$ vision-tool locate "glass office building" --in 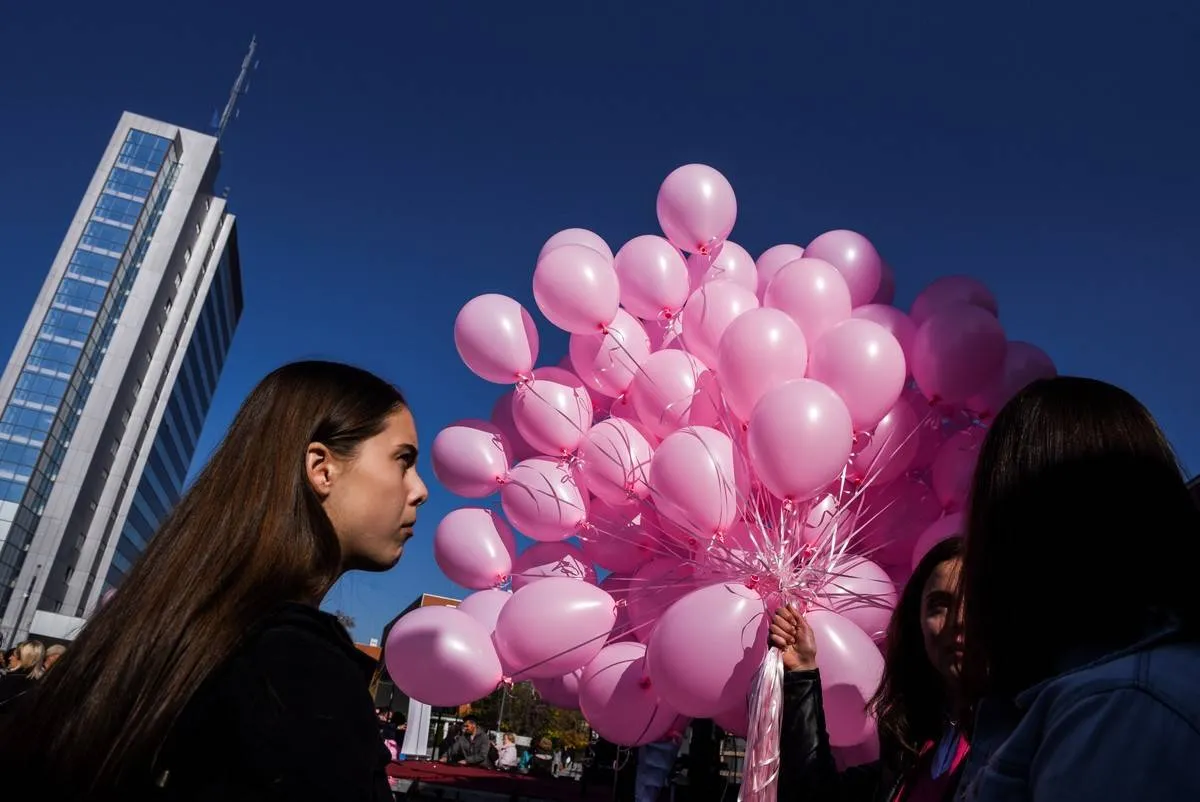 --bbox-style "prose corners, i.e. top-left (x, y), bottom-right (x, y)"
top-left (0, 113), bottom-right (243, 644)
